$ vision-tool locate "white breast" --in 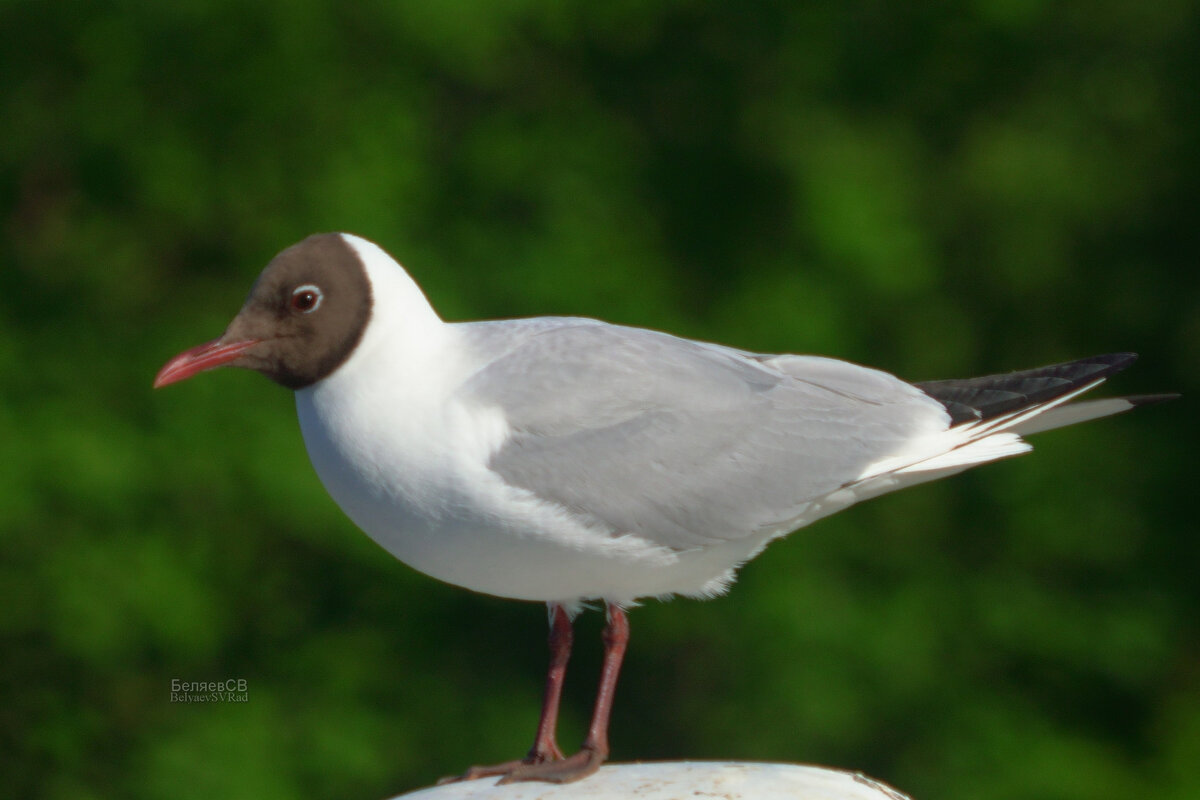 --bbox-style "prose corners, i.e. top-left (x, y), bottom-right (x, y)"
top-left (293, 325), bottom-right (758, 604)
